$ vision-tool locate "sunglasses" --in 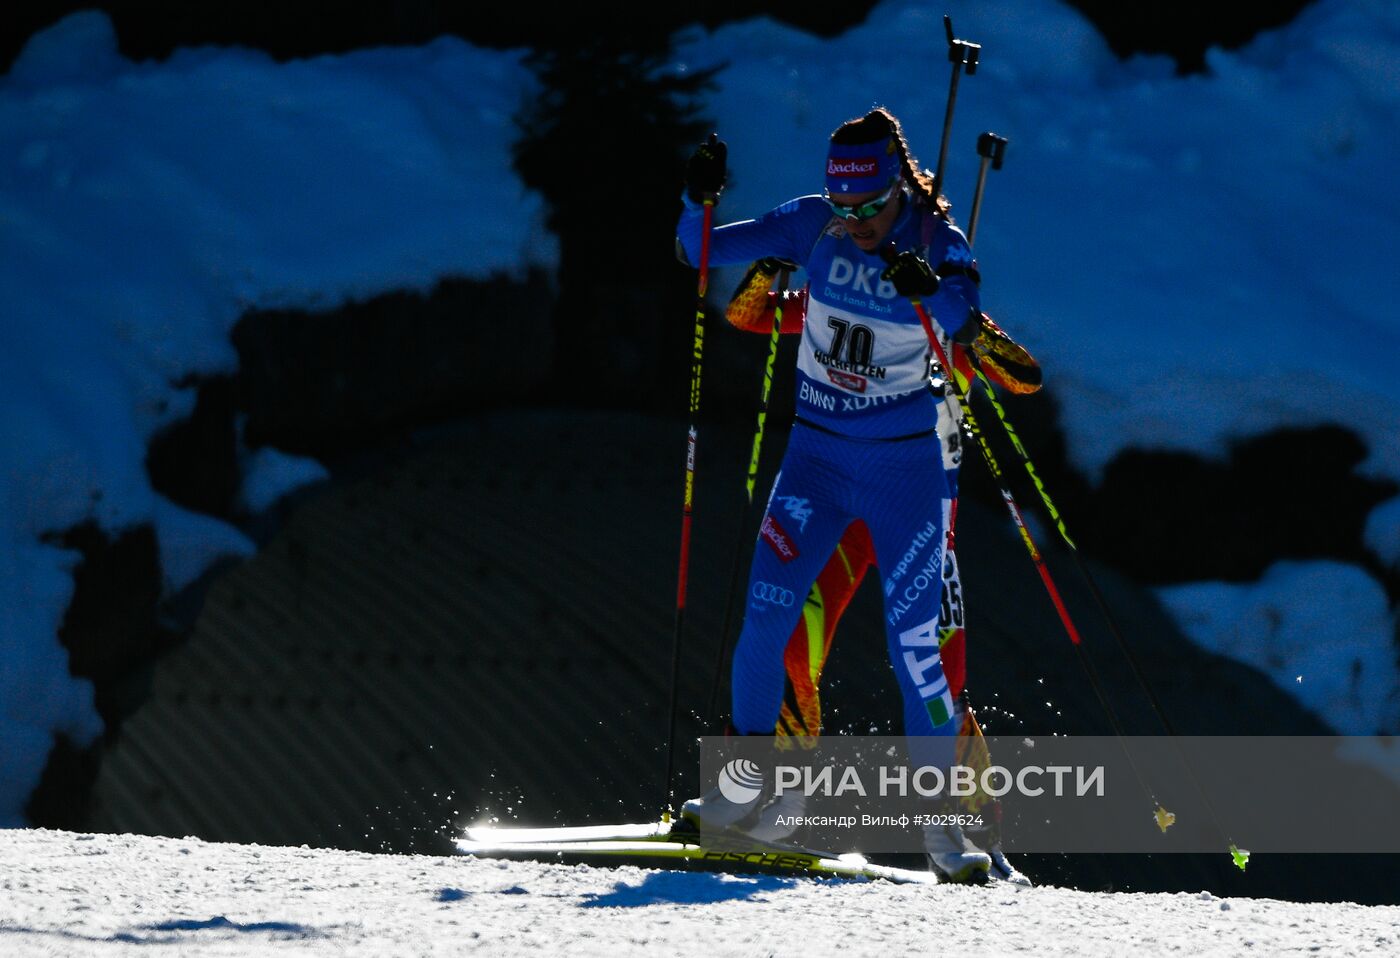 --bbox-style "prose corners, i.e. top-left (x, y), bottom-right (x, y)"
top-left (823, 180), bottom-right (900, 222)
